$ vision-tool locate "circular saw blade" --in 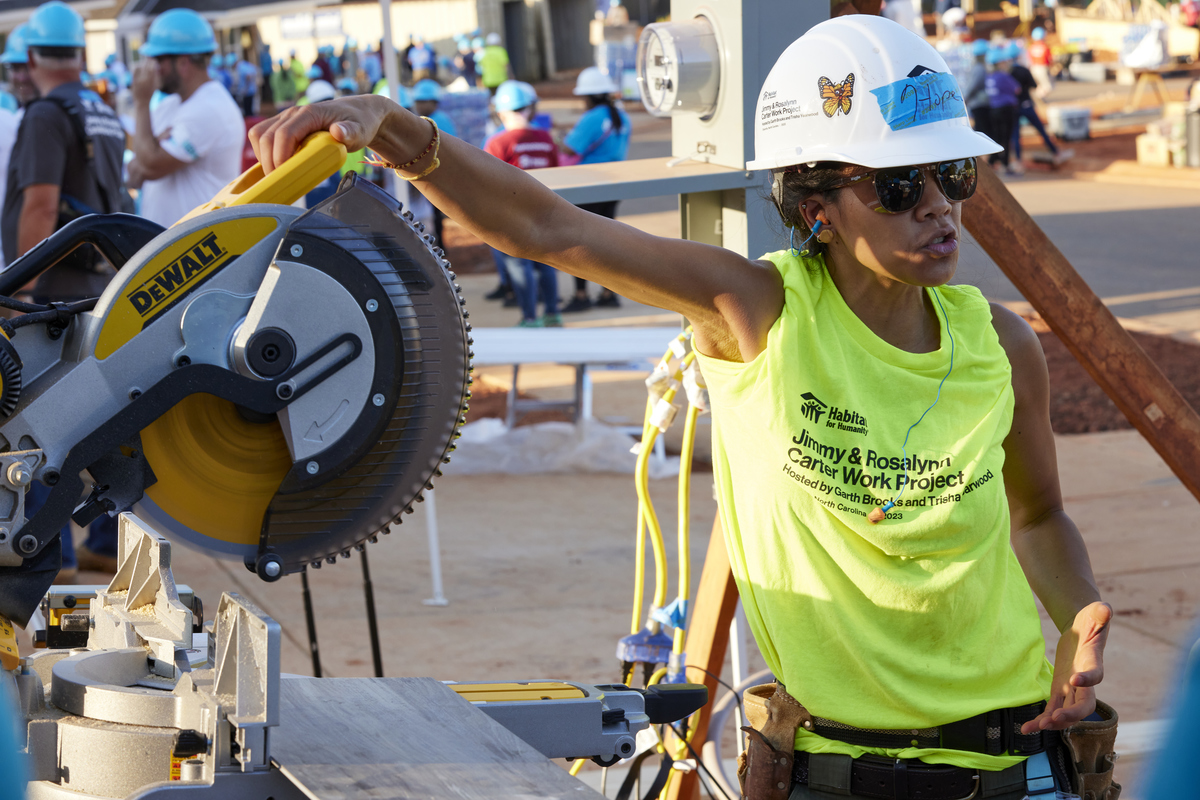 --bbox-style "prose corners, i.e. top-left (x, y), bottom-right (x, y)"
top-left (135, 393), bottom-right (292, 558)
top-left (136, 177), bottom-right (472, 573)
